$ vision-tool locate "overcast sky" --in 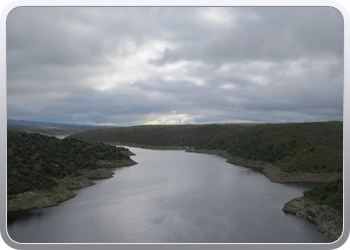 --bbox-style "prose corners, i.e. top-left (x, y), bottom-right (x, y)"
top-left (6, 7), bottom-right (344, 126)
